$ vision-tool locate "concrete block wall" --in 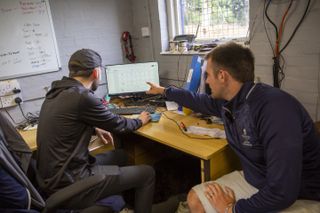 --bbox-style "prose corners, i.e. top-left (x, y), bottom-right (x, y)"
top-left (1, 0), bottom-right (319, 123)
top-left (132, 0), bottom-right (320, 121)
top-left (250, 0), bottom-right (320, 120)
top-left (1, 0), bottom-right (134, 123)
